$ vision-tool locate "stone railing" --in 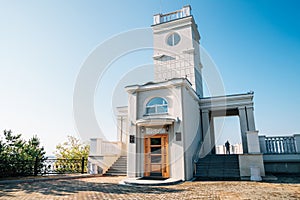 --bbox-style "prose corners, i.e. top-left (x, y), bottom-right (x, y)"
top-left (88, 138), bottom-right (126, 175)
top-left (259, 135), bottom-right (300, 154)
top-left (215, 143), bottom-right (243, 155)
top-left (89, 138), bottom-right (124, 156)
top-left (101, 141), bottom-right (122, 155)
top-left (153, 5), bottom-right (191, 25)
